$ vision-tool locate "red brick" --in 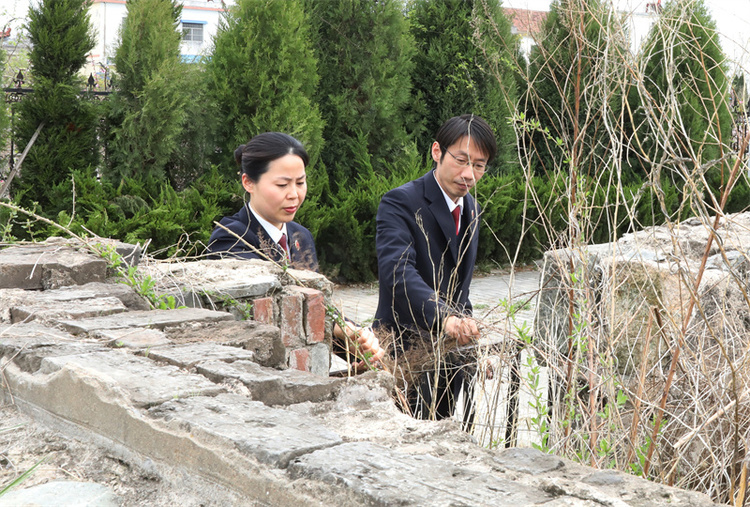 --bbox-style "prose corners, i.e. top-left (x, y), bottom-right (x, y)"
top-left (280, 293), bottom-right (304, 347)
top-left (253, 297), bottom-right (275, 326)
top-left (288, 286), bottom-right (326, 344)
top-left (289, 348), bottom-right (310, 372)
